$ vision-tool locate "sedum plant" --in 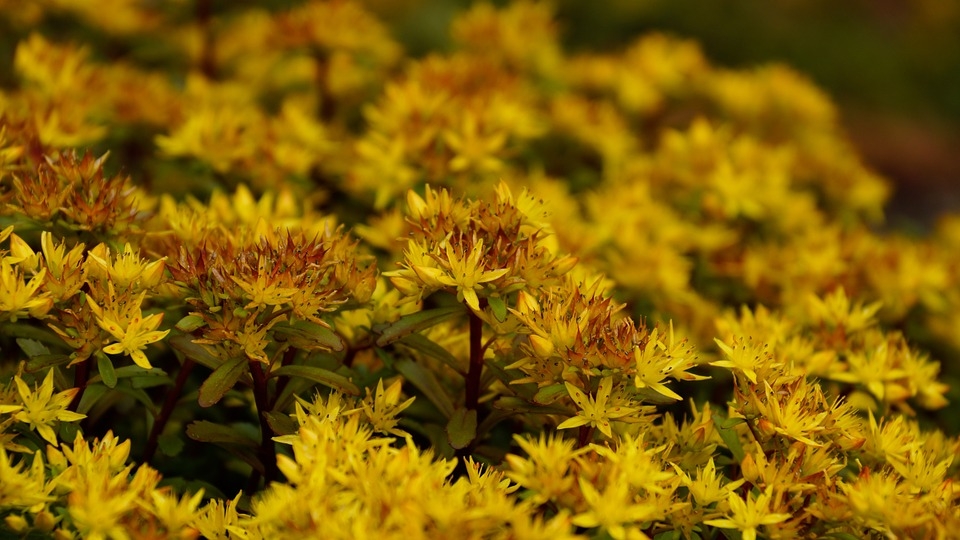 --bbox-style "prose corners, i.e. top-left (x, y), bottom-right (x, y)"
top-left (0, 1), bottom-right (959, 539)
